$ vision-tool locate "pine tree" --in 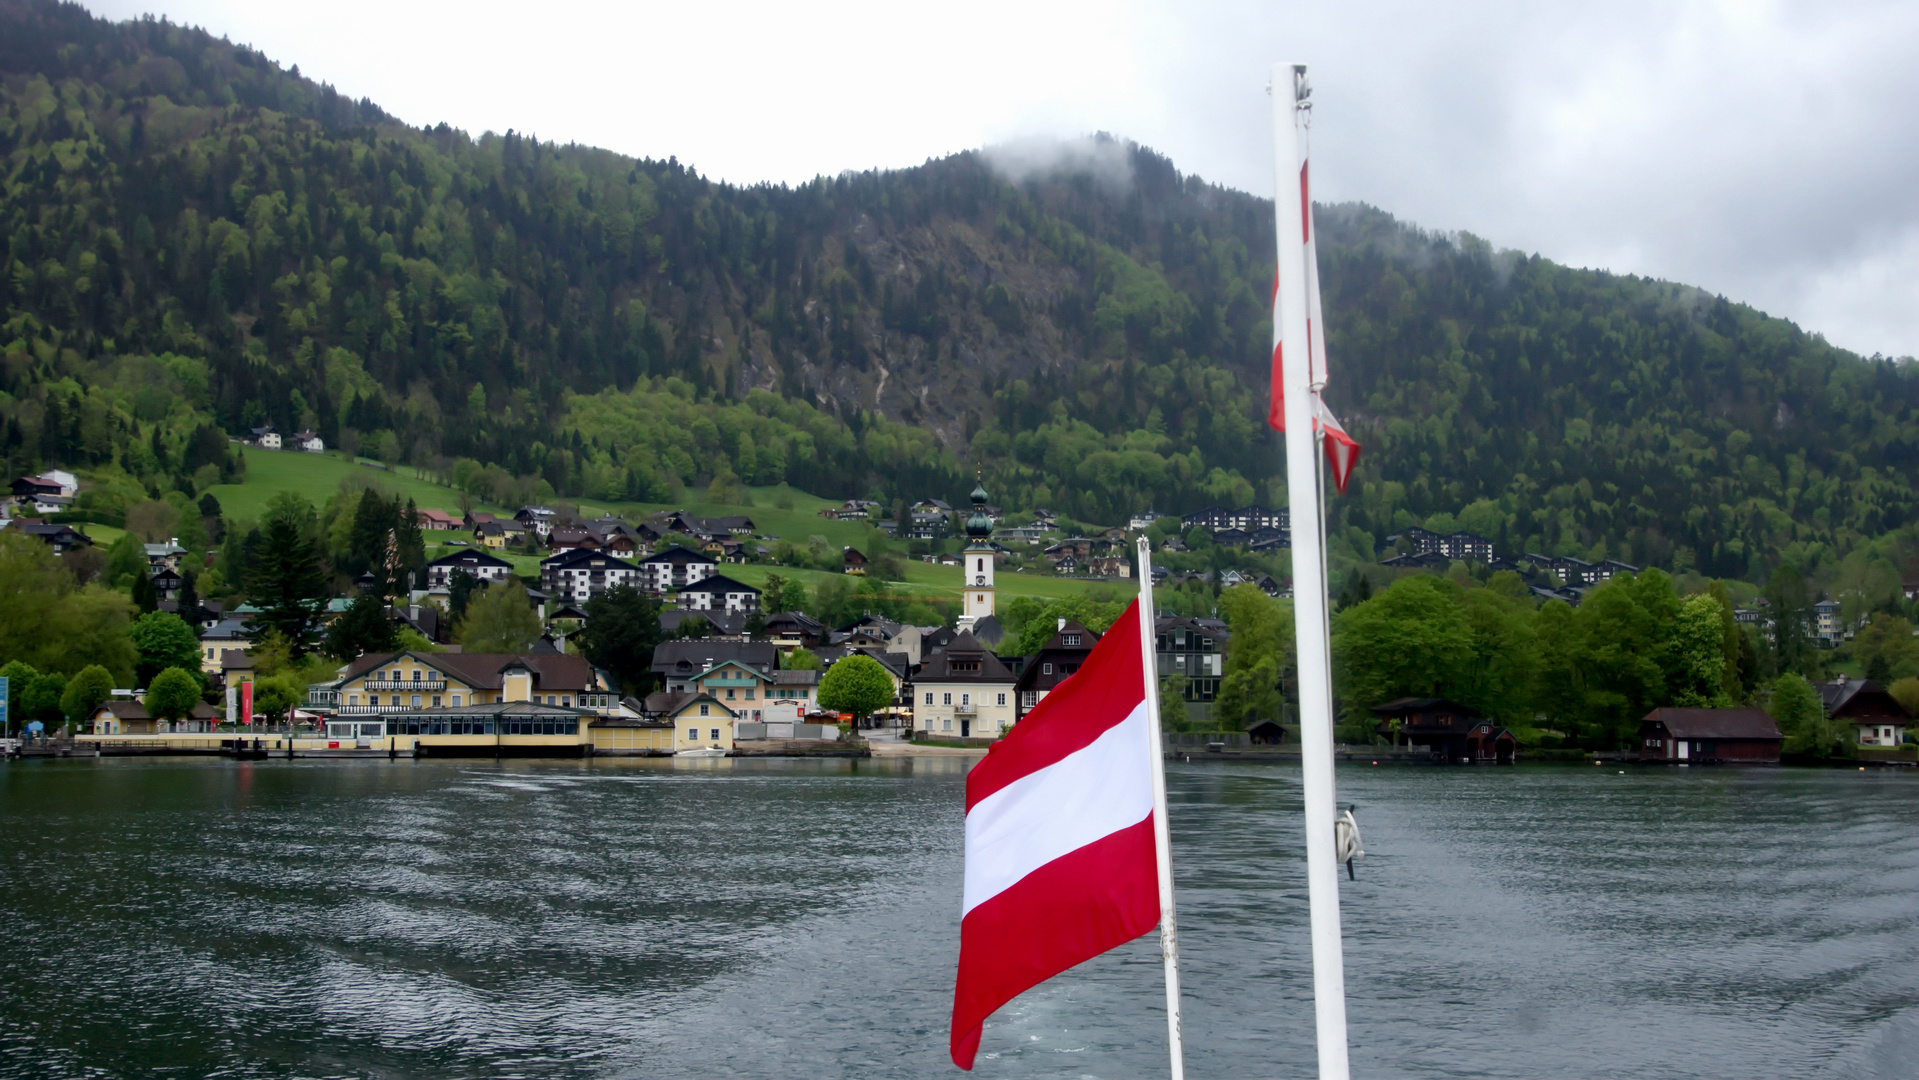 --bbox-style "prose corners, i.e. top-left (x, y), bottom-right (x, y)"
top-left (130, 565), bottom-right (158, 614)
